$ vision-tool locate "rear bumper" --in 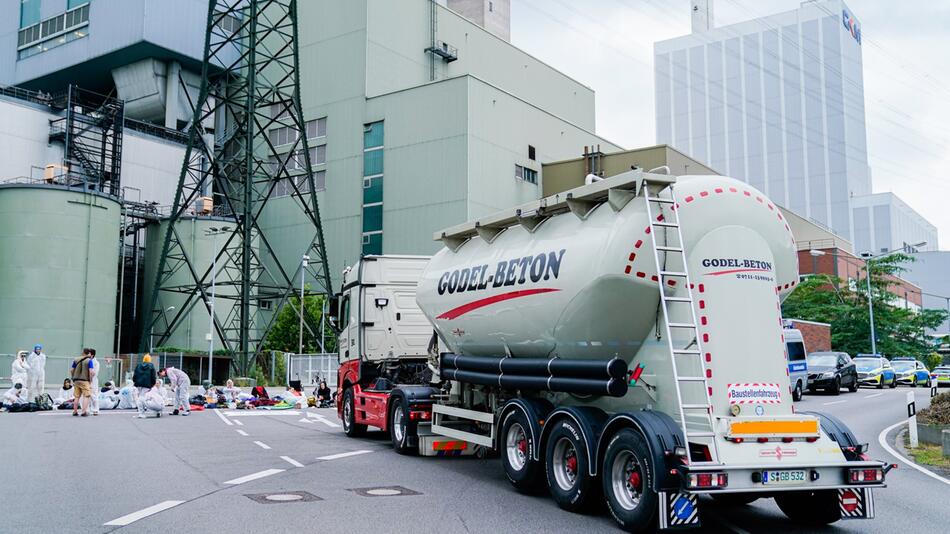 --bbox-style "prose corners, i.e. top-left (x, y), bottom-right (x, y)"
top-left (681, 460), bottom-right (888, 494)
